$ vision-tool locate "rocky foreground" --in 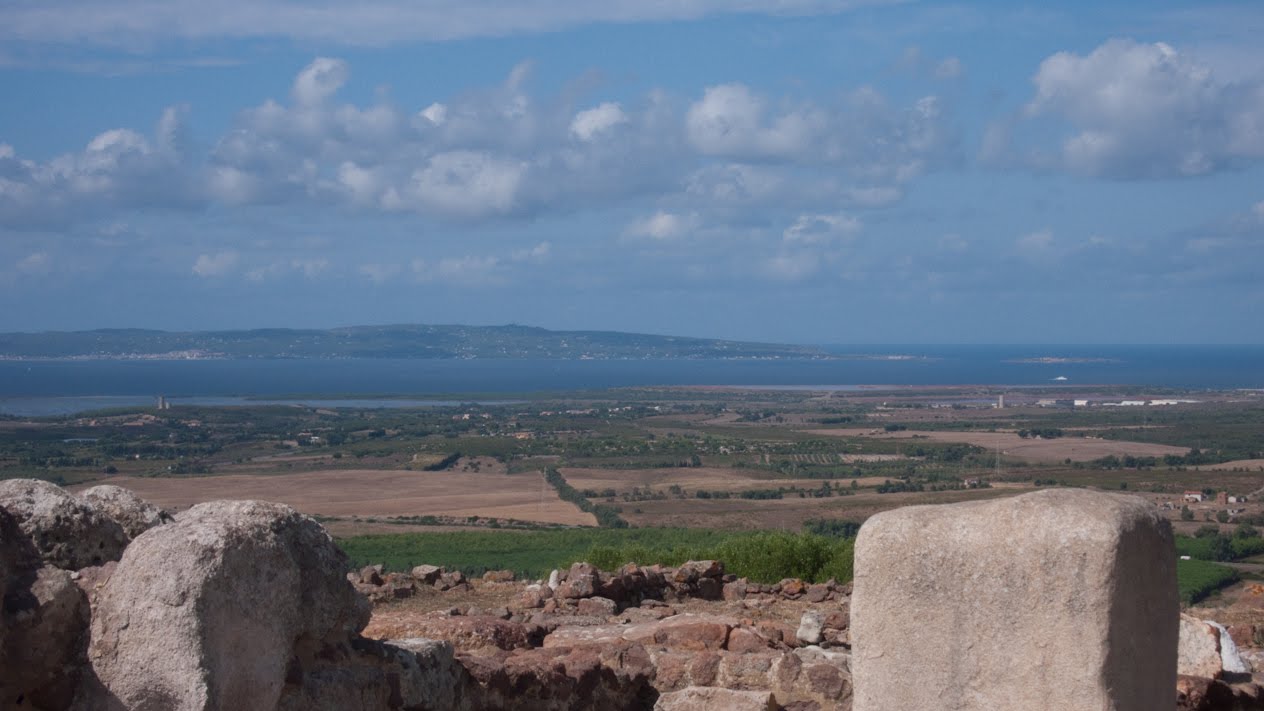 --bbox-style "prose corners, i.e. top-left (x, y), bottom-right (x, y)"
top-left (0, 478), bottom-right (1261, 710)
